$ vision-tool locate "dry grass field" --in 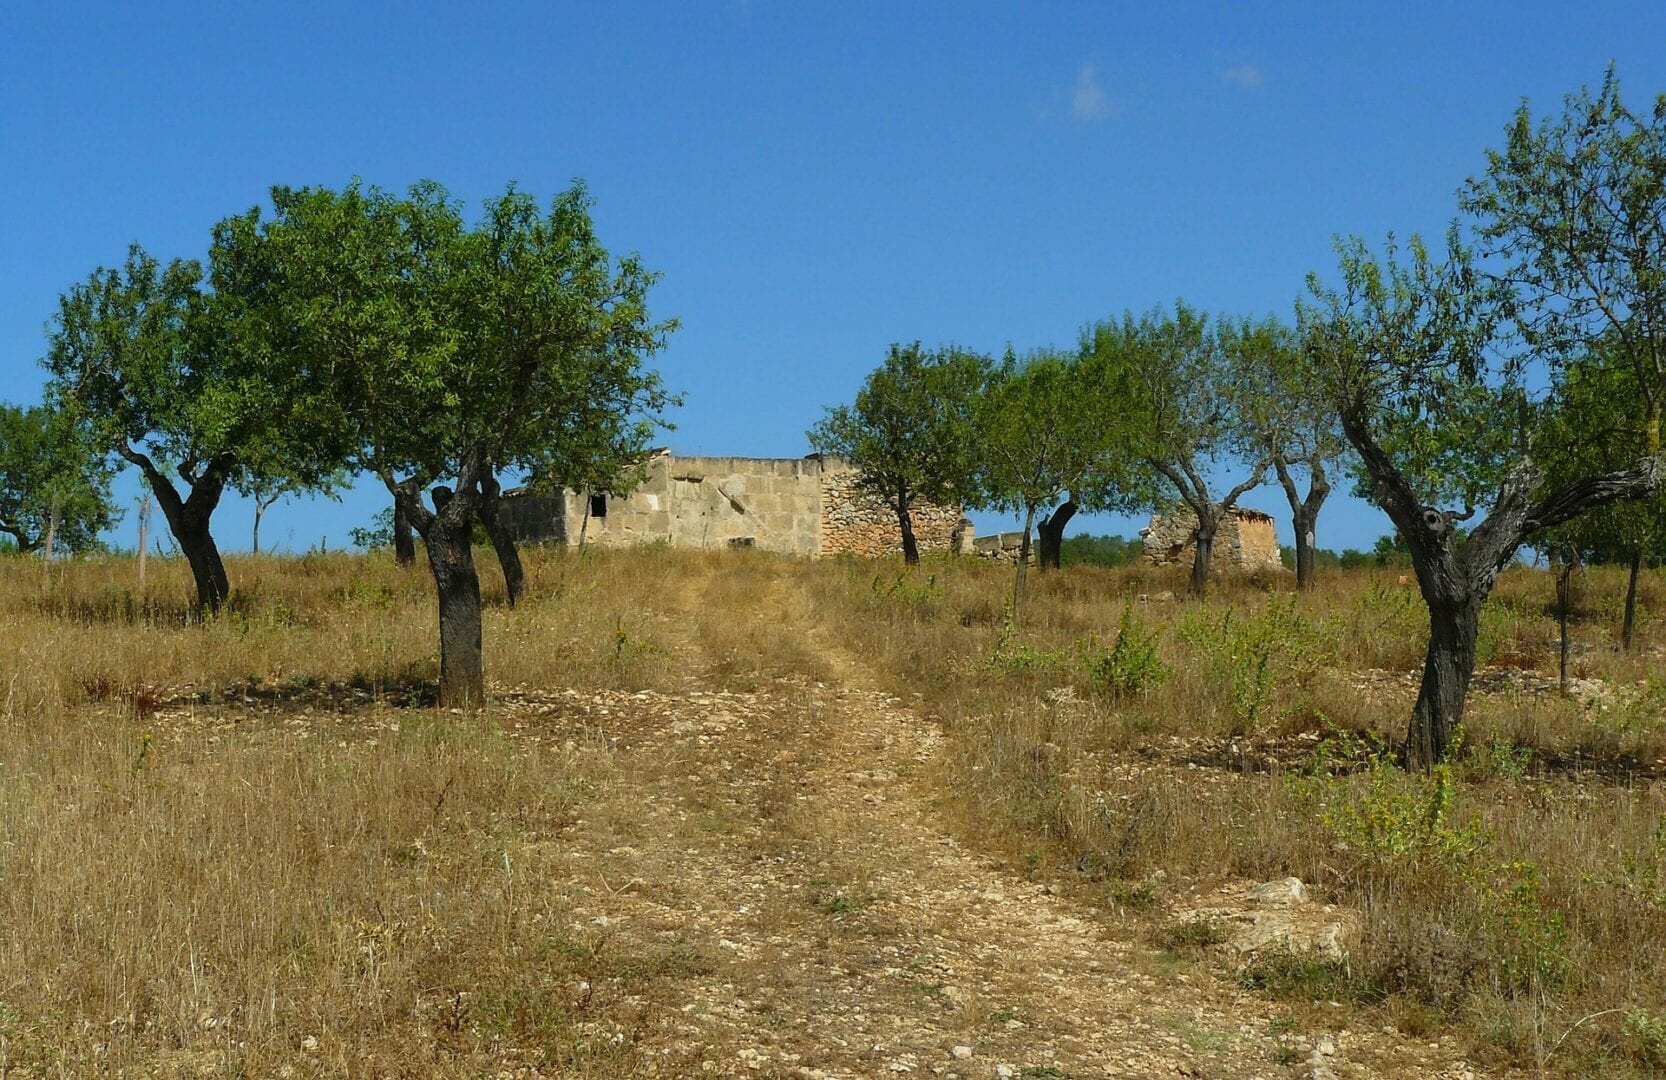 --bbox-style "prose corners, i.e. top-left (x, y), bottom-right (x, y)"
top-left (2, 547), bottom-right (1665, 1077)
